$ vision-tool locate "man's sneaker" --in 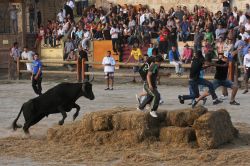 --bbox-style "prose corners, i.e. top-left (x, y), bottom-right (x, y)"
top-left (192, 100), bottom-right (198, 108)
top-left (213, 99), bottom-right (223, 105)
top-left (230, 100), bottom-right (240, 105)
top-left (150, 111), bottom-right (158, 118)
top-left (137, 107), bottom-right (146, 112)
top-left (159, 100), bottom-right (164, 105)
top-left (202, 98), bottom-right (207, 105)
top-left (220, 95), bottom-right (228, 100)
top-left (136, 94), bottom-right (141, 104)
top-left (242, 90), bottom-right (248, 94)
top-left (178, 95), bottom-right (184, 104)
